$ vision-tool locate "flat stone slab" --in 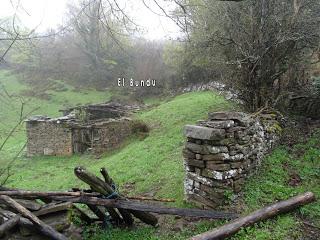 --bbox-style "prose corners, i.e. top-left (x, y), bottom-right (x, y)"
top-left (208, 112), bottom-right (247, 120)
top-left (184, 125), bottom-right (225, 140)
top-left (198, 120), bottom-right (235, 129)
